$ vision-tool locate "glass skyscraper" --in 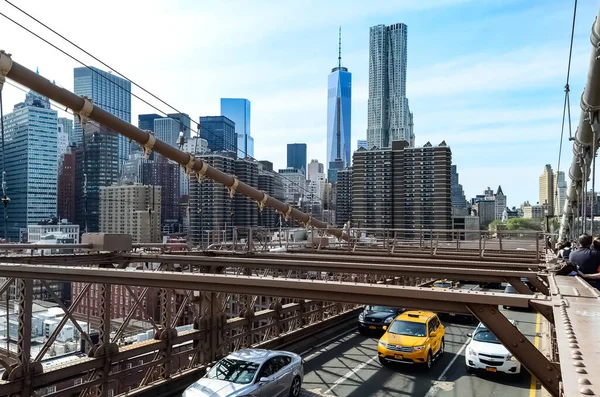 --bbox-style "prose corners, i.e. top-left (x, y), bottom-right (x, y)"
top-left (327, 28), bottom-right (352, 176)
top-left (367, 23), bottom-right (414, 149)
top-left (1, 91), bottom-right (58, 240)
top-left (287, 143), bottom-right (307, 174)
top-left (138, 113), bottom-right (162, 131)
top-left (200, 116), bottom-right (237, 153)
top-left (73, 66), bottom-right (131, 170)
top-left (357, 139), bottom-right (367, 150)
top-left (154, 117), bottom-right (180, 148)
top-left (220, 98), bottom-right (253, 158)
